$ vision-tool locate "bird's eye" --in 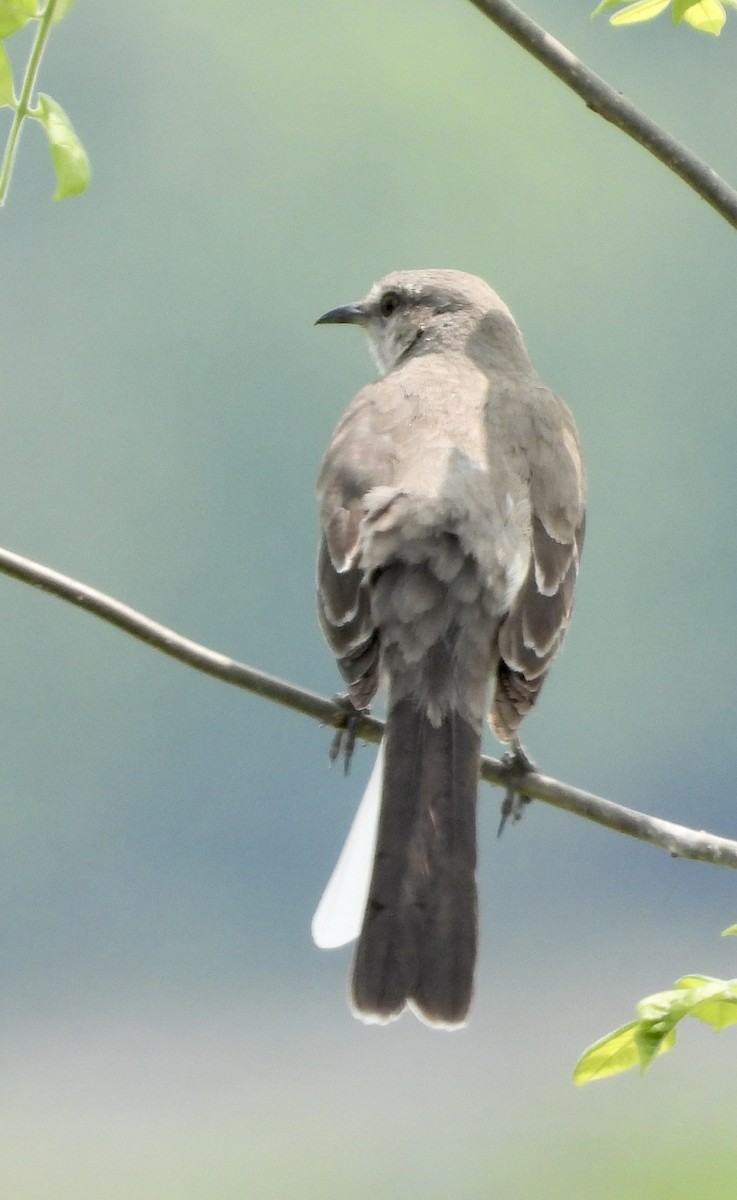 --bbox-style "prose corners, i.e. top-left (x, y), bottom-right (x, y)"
top-left (379, 291), bottom-right (401, 319)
